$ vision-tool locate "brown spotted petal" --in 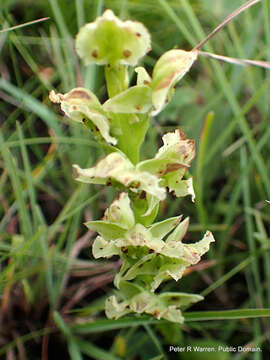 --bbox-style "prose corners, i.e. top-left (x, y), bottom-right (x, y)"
top-left (135, 66), bottom-right (152, 86)
top-left (162, 230), bottom-right (215, 265)
top-left (137, 130), bottom-right (196, 201)
top-left (72, 152), bottom-right (166, 200)
top-left (75, 9), bottom-right (151, 66)
top-left (138, 129), bottom-right (195, 175)
top-left (49, 88), bottom-right (116, 145)
top-left (151, 49), bottom-right (198, 116)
